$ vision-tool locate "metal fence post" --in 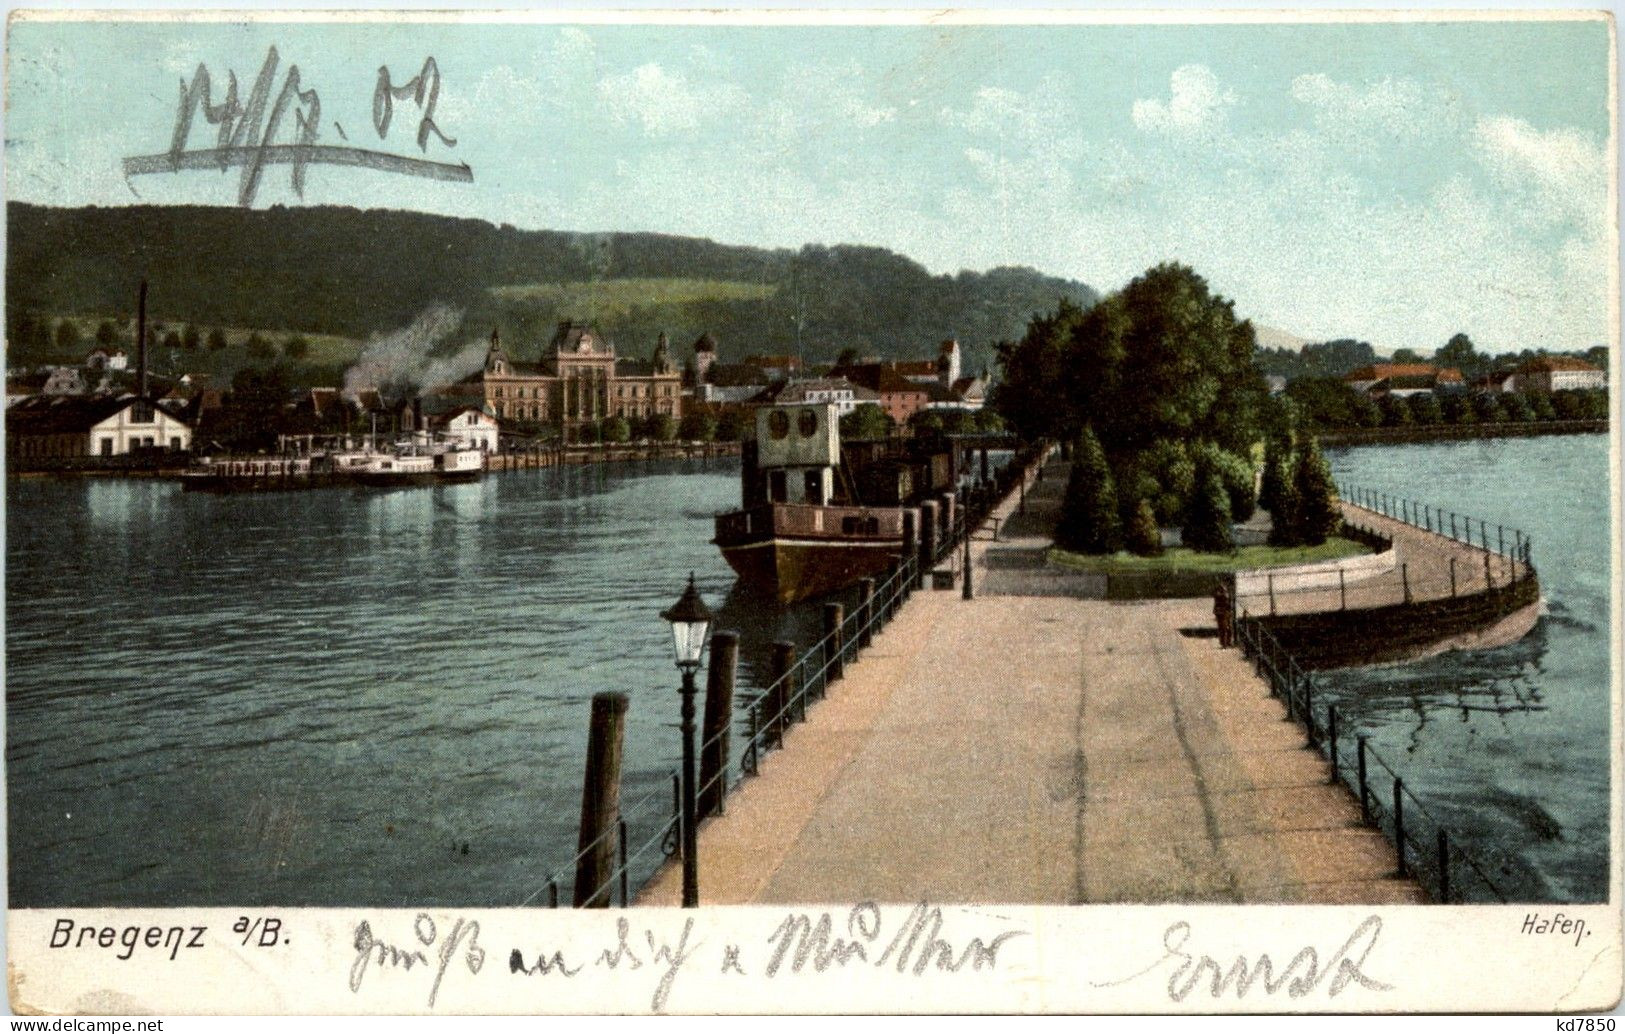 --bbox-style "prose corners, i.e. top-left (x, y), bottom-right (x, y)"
top-left (1327, 706), bottom-right (1340, 783)
top-left (1394, 777), bottom-right (1408, 877)
top-left (1357, 736), bottom-right (1370, 824)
